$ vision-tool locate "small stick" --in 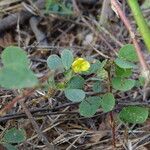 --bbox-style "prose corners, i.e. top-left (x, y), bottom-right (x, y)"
top-left (19, 100), bottom-right (55, 149)
top-left (0, 89), bottom-right (35, 116)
